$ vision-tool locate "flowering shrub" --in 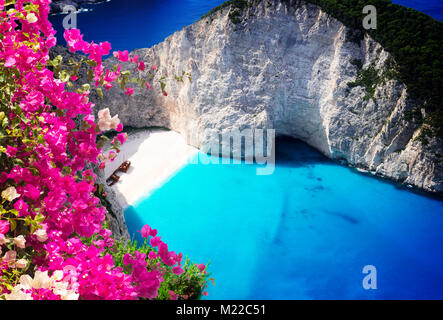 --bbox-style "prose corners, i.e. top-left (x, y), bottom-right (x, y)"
top-left (0, 0), bottom-right (209, 300)
top-left (109, 235), bottom-right (213, 300)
